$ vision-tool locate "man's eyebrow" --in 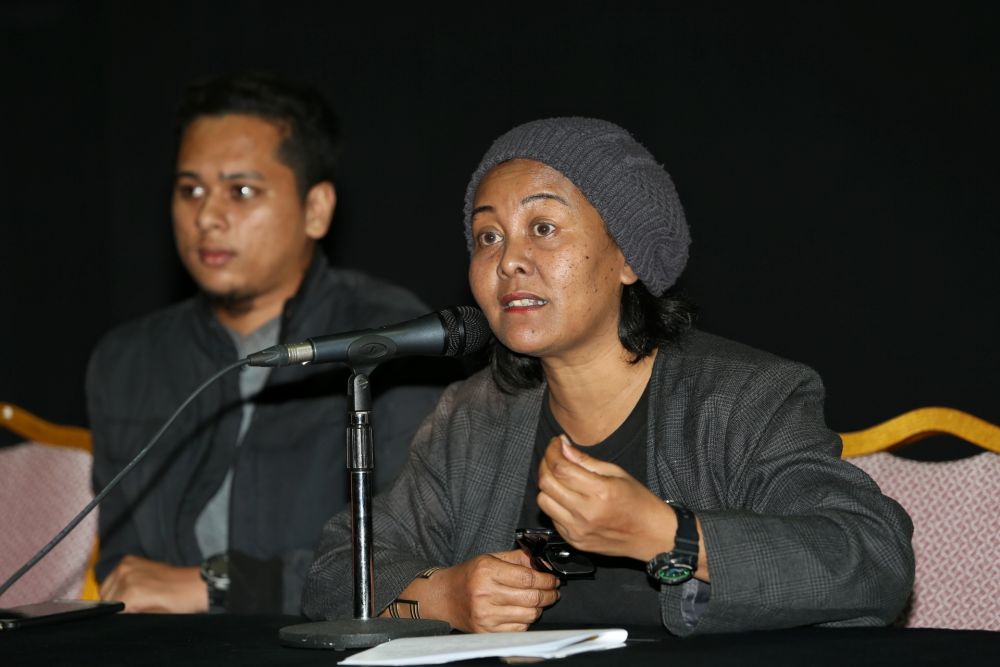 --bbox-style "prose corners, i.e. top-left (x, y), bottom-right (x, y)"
top-left (471, 205), bottom-right (494, 217)
top-left (173, 170), bottom-right (266, 181)
top-left (220, 170), bottom-right (265, 181)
